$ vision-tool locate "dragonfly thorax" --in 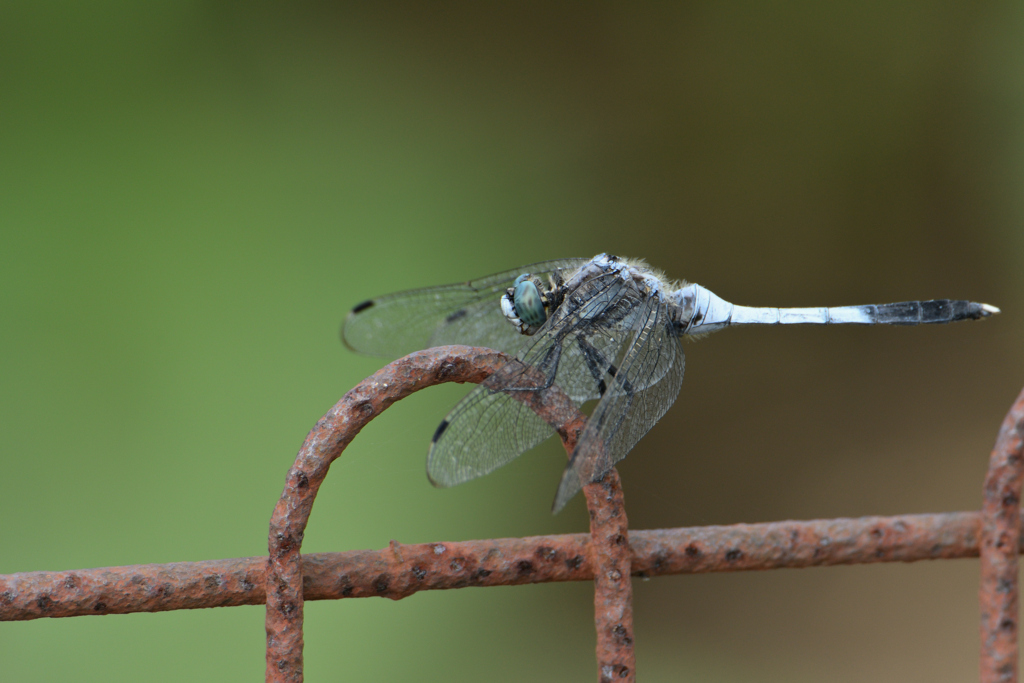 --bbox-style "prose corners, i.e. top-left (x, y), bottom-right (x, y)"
top-left (502, 254), bottom-right (678, 336)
